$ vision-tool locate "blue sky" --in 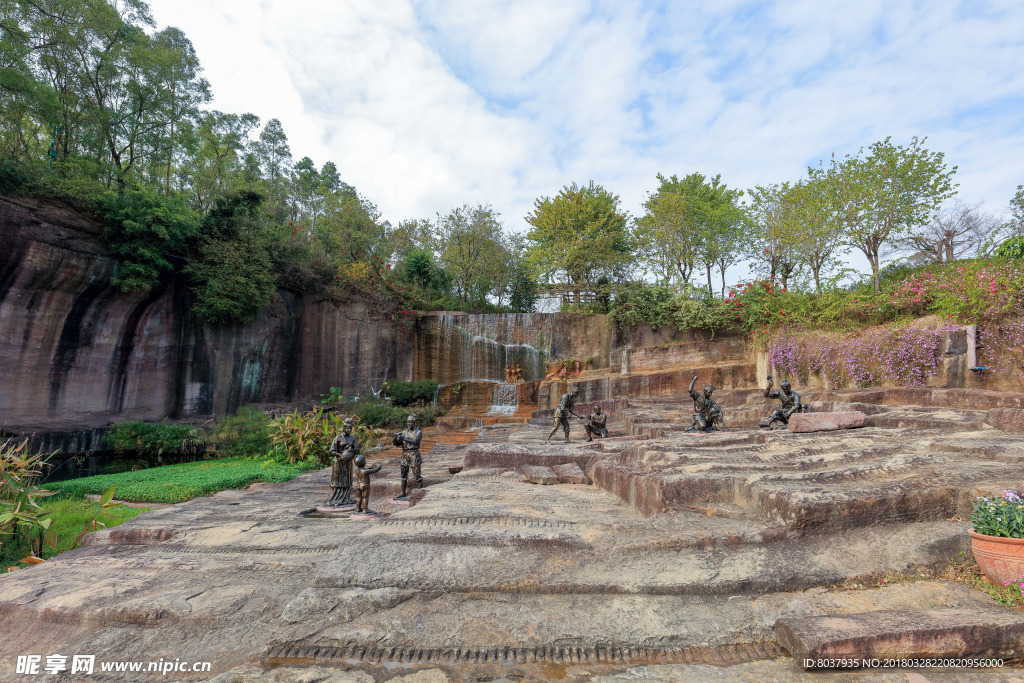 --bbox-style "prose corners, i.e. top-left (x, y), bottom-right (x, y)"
top-left (148, 0), bottom-right (1023, 277)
